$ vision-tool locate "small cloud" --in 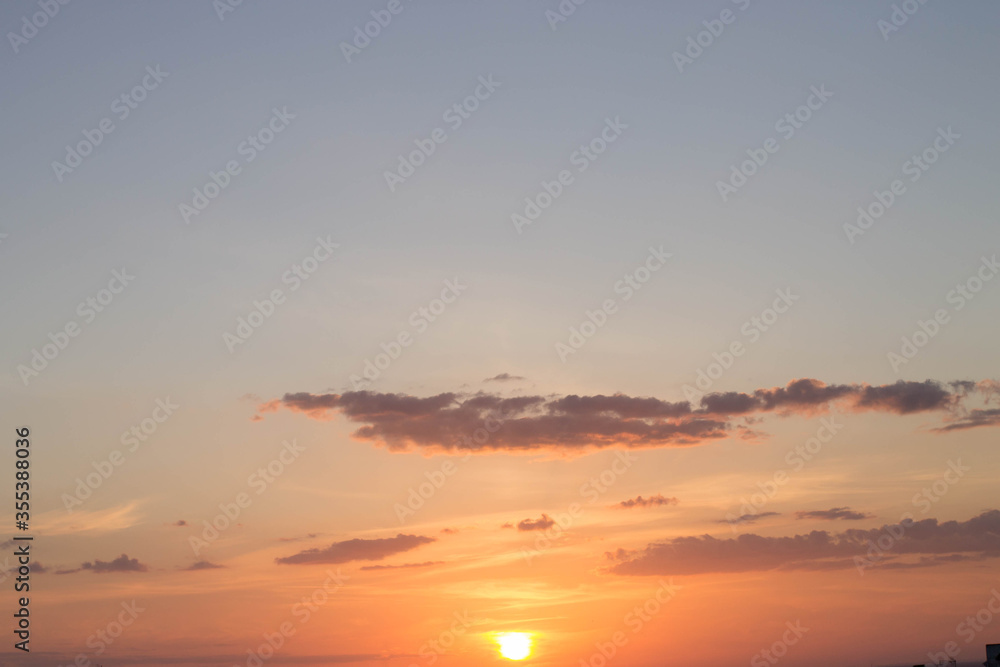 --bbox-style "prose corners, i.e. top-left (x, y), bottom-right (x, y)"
top-left (81, 554), bottom-right (148, 574)
top-left (484, 373), bottom-right (526, 383)
top-left (517, 514), bottom-right (555, 532)
top-left (30, 562), bottom-right (48, 573)
top-left (360, 561), bottom-right (444, 571)
top-left (183, 561), bottom-right (224, 571)
top-left (614, 494), bottom-right (678, 510)
top-left (500, 522), bottom-right (514, 529)
top-left (173, 520), bottom-right (188, 527)
top-left (795, 507), bottom-right (873, 521)
top-left (440, 527), bottom-right (458, 534)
